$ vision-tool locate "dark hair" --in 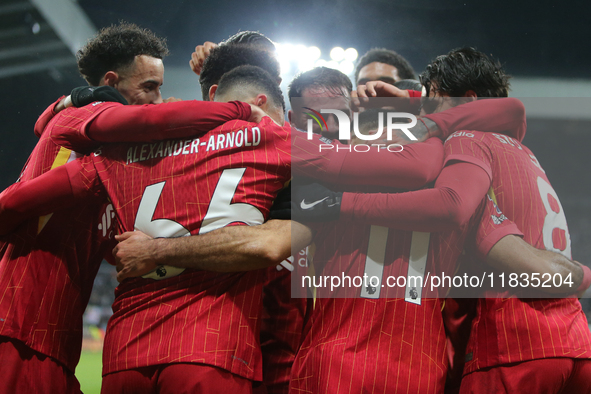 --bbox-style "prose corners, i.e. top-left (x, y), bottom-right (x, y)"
top-left (420, 47), bottom-right (510, 97)
top-left (288, 67), bottom-right (352, 102)
top-left (199, 44), bottom-right (281, 100)
top-left (216, 65), bottom-right (285, 112)
top-left (354, 48), bottom-right (415, 84)
top-left (76, 22), bottom-right (169, 86)
top-left (222, 31), bottom-right (276, 52)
